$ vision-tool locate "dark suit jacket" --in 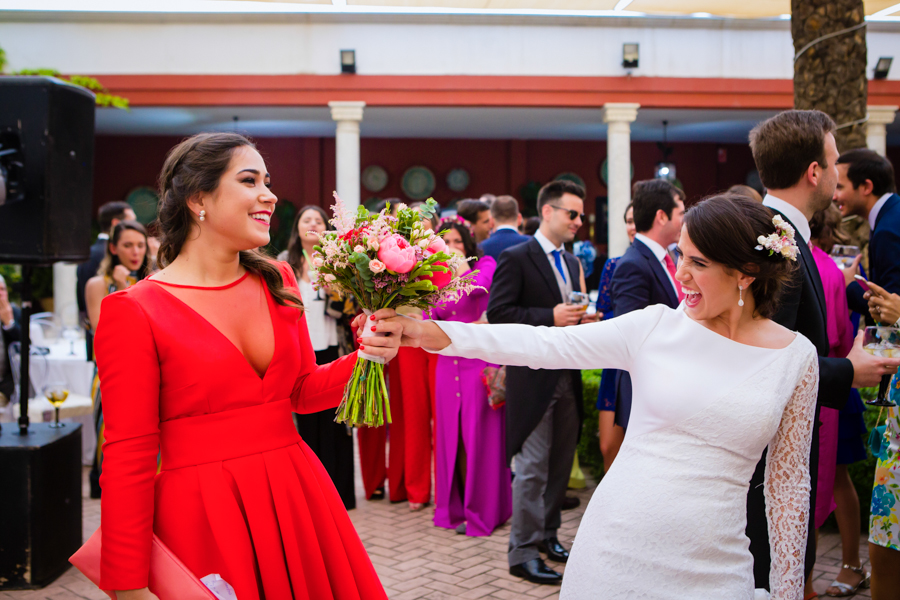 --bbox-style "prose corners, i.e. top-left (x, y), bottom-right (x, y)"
top-left (480, 229), bottom-right (531, 261)
top-left (609, 238), bottom-right (680, 430)
top-left (0, 306), bottom-right (22, 399)
top-left (746, 209), bottom-right (854, 590)
top-left (847, 194), bottom-right (900, 316)
top-left (487, 237), bottom-right (584, 463)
